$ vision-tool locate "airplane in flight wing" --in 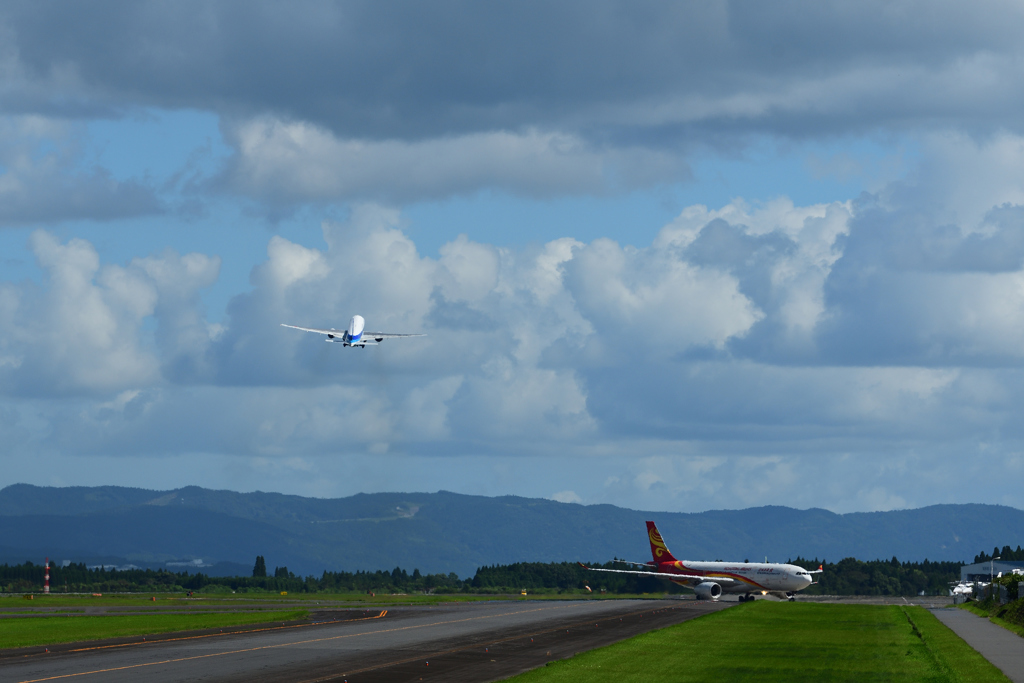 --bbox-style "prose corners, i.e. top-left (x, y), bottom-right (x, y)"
top-left (281, 315), bottom-right (425, 348)
top-left (580, 521), bottom-right (822, 601)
